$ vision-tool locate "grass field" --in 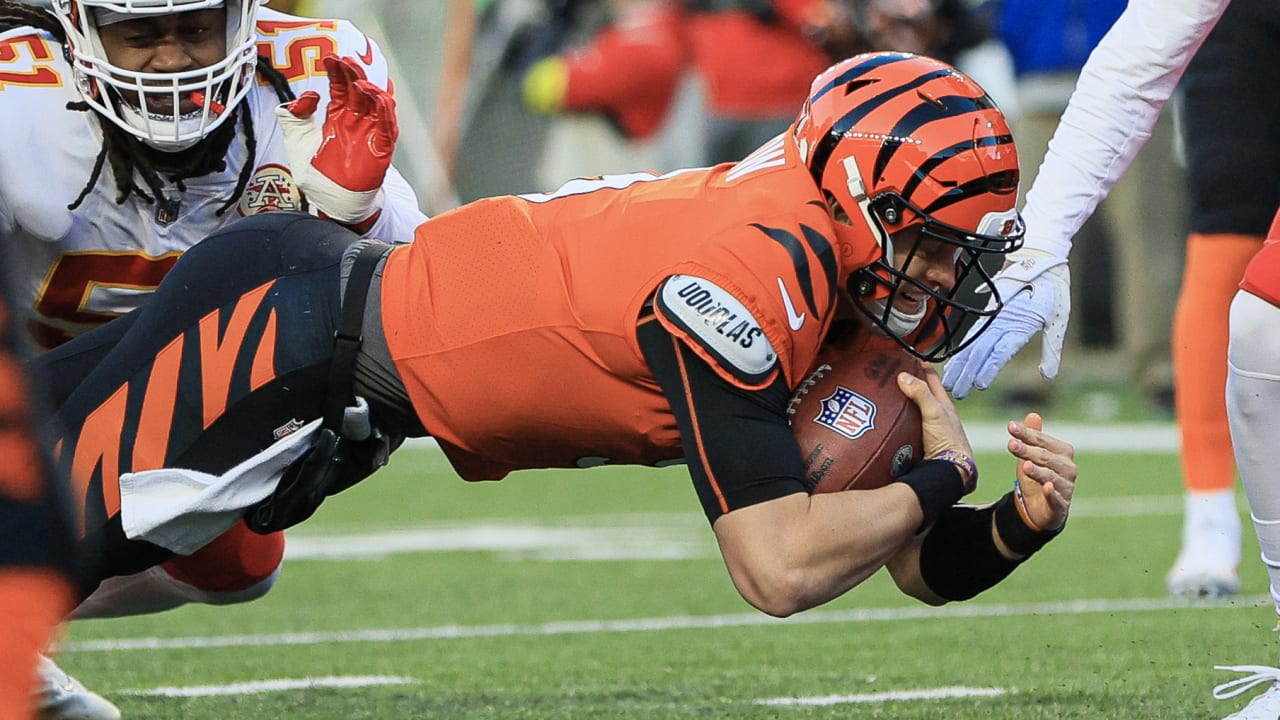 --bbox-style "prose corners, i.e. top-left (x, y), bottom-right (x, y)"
top-left (54, 418), bottom-right (1275, 719)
